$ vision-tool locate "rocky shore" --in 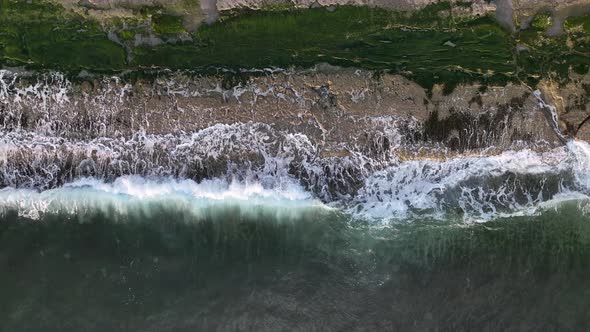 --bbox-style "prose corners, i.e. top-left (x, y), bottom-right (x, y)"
top-left (0, 67), bottom-right (575, 148)
top-left (0, 66), bottom-right (582, 194)
top-left (1, 0), bottom-right (590, 190)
